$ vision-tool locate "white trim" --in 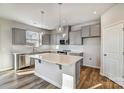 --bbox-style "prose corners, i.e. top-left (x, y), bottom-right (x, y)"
top-left (100, 72), bottom-right (104, 76)
top-left (35, 72), bottom-right (61, 88)
top-left (71, 20), bottom-right (100, 31)
top-left (83, 65), bottom-right (100, 69)
top-left (0, 67), bottom-right (13, 72)
top-left (106, 76), bottom-right (124, 88)
top-left (100, 72), bottom-right (124, 88)
top-left (103, 20), bottom-right (124, 29)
